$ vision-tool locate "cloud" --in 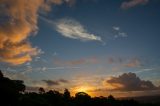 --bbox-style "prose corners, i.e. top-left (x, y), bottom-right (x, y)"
top-left (0, 0), bottom-right (42, 65)
top-left (121, 0), bottom-right (149, 9)
top-left (54, 57), bottom-right (99, 66)
top-left (104, 72), bottom-right (158, 91)
top-left (112, 26), bottom-right (128, 39)
top-left (124, 58), bottom-right (141, 67)
top-left (113, 26), bottom-right (120, 31)
top-left (135, 68), bottom-right (155, 73)
top-left (41, 0), bottom-right (76, 11)
top-left (19, 66), bottom-right (80, 75)
top-left (42, 80), bottom-right (60, 86)
top-left (59, 79), bottom-right (69, 83)
top-left (42, 79), bottom-right (69, 86)
top-left (2, 70), bottom-right (29, 81)
top-left (107, 57), bottom-right (141, 68)
top-left (36, 66), bottom-right (80, 72)
top-left (107, 57), bottom-right (123, 64)
top-left (55, 18), bottom-right (102, 42)
top-left (0, 0), bottom-right (74, 65)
